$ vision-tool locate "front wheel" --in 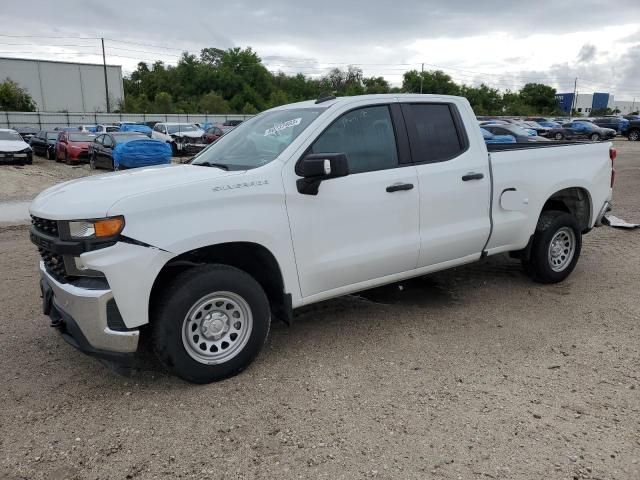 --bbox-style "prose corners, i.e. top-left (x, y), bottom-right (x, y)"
top-left (628, 129), bottom-right (640, 141)
top-left (151, 265), bottom-right (271, 383)
top-left (89, 153), bottom-right (96, 170)
top-left (554, 132), bottom-right (563, 140)
top-left (522, 211), bottom-right (582, 284)
top-left (590, 133), bottom-right (600, 141)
